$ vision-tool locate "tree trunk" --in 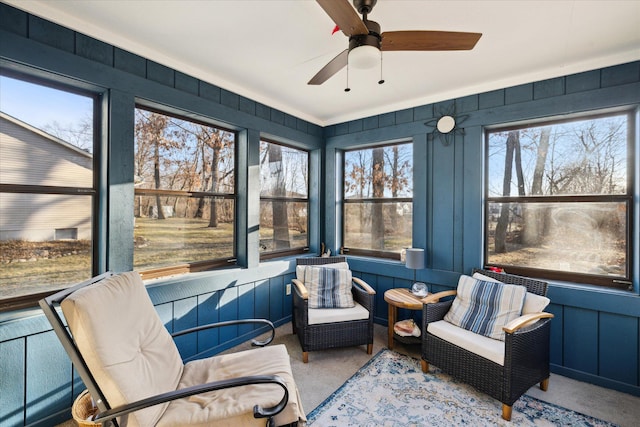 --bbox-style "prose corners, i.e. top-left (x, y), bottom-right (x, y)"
top-left (371, 147), bottom-right (385, 250)
top-left (523, 127), bottom-right (551, 244)
top-left (154, 141), bottom-right (165, 220)
top-left (208, 146), bottom-right (219, 227)
top-left (389, 146), bottom-right (399, 231)
top-left (195, 144), bottom-right (207, 219)
top-left (269, 144), bottom-right (290, 249)
top-left (494, 131), bottom-right (517, 253)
